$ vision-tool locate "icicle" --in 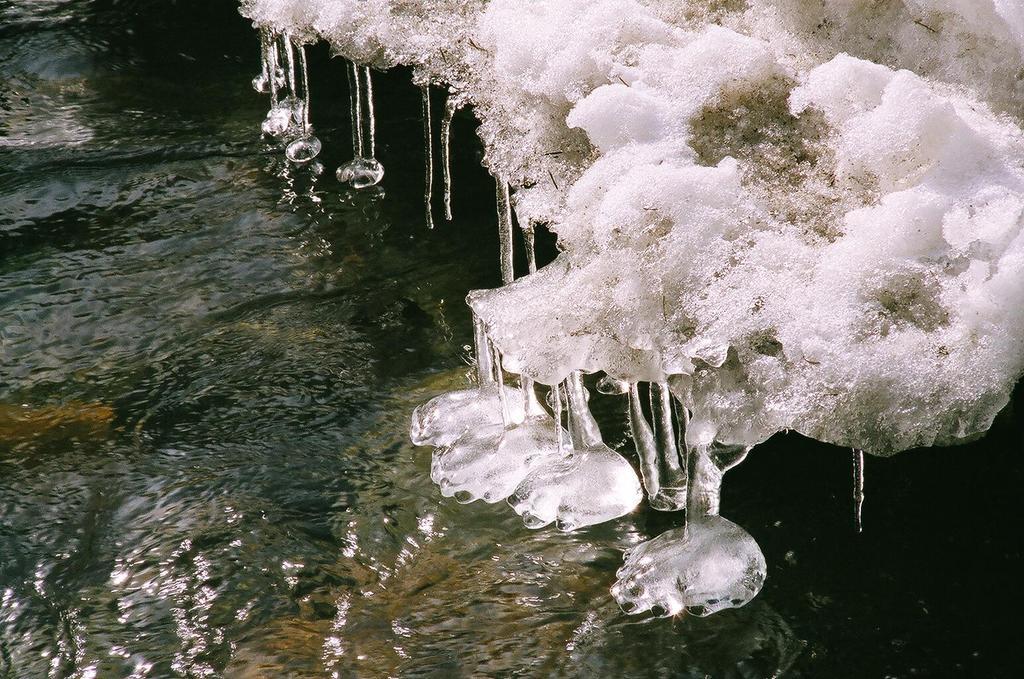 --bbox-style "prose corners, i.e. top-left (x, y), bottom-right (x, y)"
top-left (337, 63), bottom-right (384, 188)
top-left (614, 433), bottom-right (765, 617)
top-left (364, 66), bottom-right (376, 158)
top-left (520, 376), bottom-right (540, 419)
top-left (422, 85), bottom-right (435, 229)
top-left (281, 34), bottom-right (297, 98)
top-left (627, 383), bottom-right (687, 510)
top-left (495, 180), bottom-right (515, 285)
top-left (252, 28), bottom-right (271, 93)
top-left (853, 448), bottom-right (865, 533)
top-left (441, 94), bottom-right (458, 221)
top-left (473, 314), bottom-right (494, 385)
top-left (673, 396), bottom-right (689, 468)
top-left (285, 42), bottom-right (321, 163)
top-left (491, 340), bottom-right (510, 427)
top-left (628, 383), bottom-right (661, 500)
top-left (552, 383), bottom-right (564, 453)
top-left (260, 33), bottom-right (292, 137)
top-left (522, 223), bottom-right (537, 274)
top-left (350, 62), bottom-right (364, 156)
top-left (686, 443), bottom-right (723, 518)
top-left (297, 42), bottom-right (311, 133)
top-left (565, 371), bottom-right (602, 449)
top-left (267, 36), bottom-right (281, 106)
top-left (651, 383), bottom-right (686, 486)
